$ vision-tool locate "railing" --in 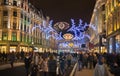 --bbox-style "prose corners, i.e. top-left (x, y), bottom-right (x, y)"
top-left (69, 62), bottom-right (78, 76)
